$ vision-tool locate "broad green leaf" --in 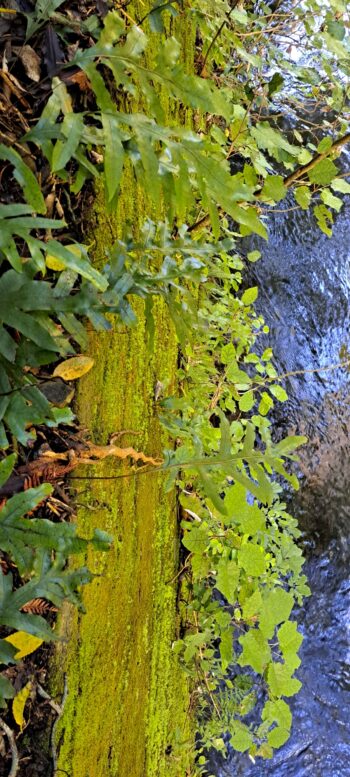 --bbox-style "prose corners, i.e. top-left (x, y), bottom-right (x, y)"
top-left (226, 364), bottom-right (251, 385)
top-left (294, 185), bottom-right (311, 210)
top-left (267, 662), bottom-right (302, 698)
top-left (2, 309), bottom-right (58, 352)
top-left (268, 725), bottom-right (291, 748)
top-left (216, 559), bottom-right (239, 604)
top-left (225, 484), bottom-right (265, 534)
top-left (268, 72), bottom-right (284, 96)
top-left (183, 630), bottom-right (210, 663)
top-left (308, 158), bottom-right (338, 185)
top-left (238, 628), bottom-right (271, 673)
top-left (241, 287), bottom-right (258, 305)
top-left (230, 721), bottom-right (254, 752)
top-left (258, 391), bottom-right (274, 416)
top-left (269, 385), bottom-right (288, 402)
top-left (220, 628), bottom-right (233, 671)
top-left (259, 589), bottom-right (294, 639)
top-left (278, 620), bottom-right (303, 670)
top-left (0, 572), bottom-right (57, 641)
top-left (298, 148), bottom-right (313, 165)
top-left (237, 544), bottom-right (266, 577)
top-left (98, 8), bottom-right (125, 46)
top-left (261, 175), bottom-right (286, 202)
top-left (263, 698), bottom-right (292, 731)
top-left (321, 188), bottom-right (343, 212)
top-left (313, 204), bottom-right (333, 236)
top-left (182, 526), bottom-right (209, 555)
top-left (326, 20), bottom-right (345, 40)
top-left (231, 205), bottom-right (268, 239)
top-left (251, 123), bottom-right (299, 157)
top-left (331, 178), bottom-right (350, 194)
top-left (263, 698), bottom-right (292, 747)
top-left (241, 589), bottom-right (262, 619)
top-left (321, 31), bottom-right (349, 59)
top-left (247, 250), bottom-right (261, 263)
top-left (317, 137), bottom-right (333, 153)
top-left (239, 390), bottom-right (255, 412)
